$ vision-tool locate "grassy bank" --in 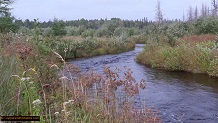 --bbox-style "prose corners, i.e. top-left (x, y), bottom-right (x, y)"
top-left (37, 36), bottom-right (135, 59)
top-left (136, 34), bottom-right (218, 77)
top-left (0, 33), bottom-right (160, 122)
